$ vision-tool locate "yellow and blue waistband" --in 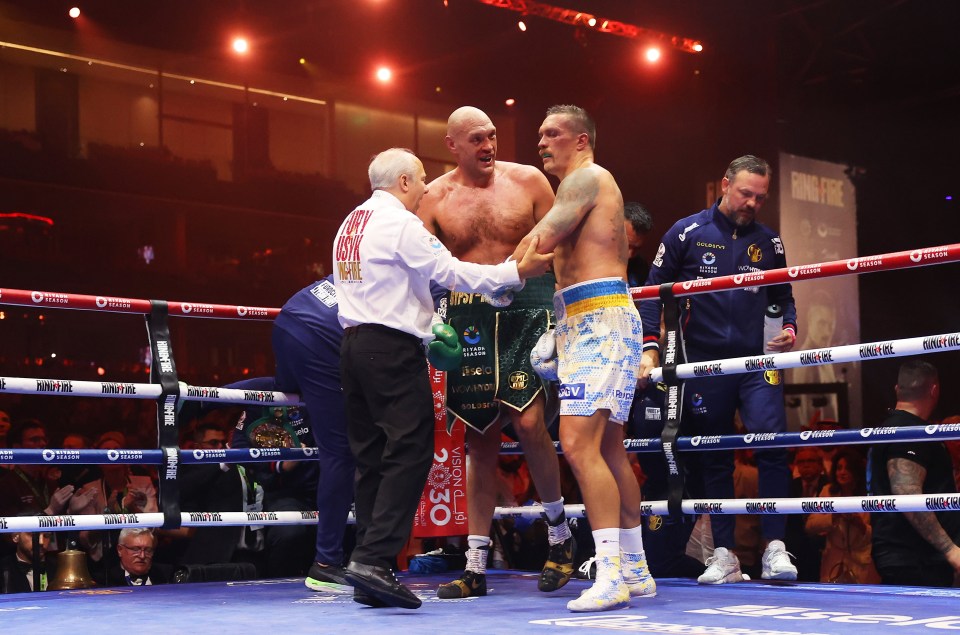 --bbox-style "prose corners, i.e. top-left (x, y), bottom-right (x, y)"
top-left (553, 278), bottom-right (630, 317)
